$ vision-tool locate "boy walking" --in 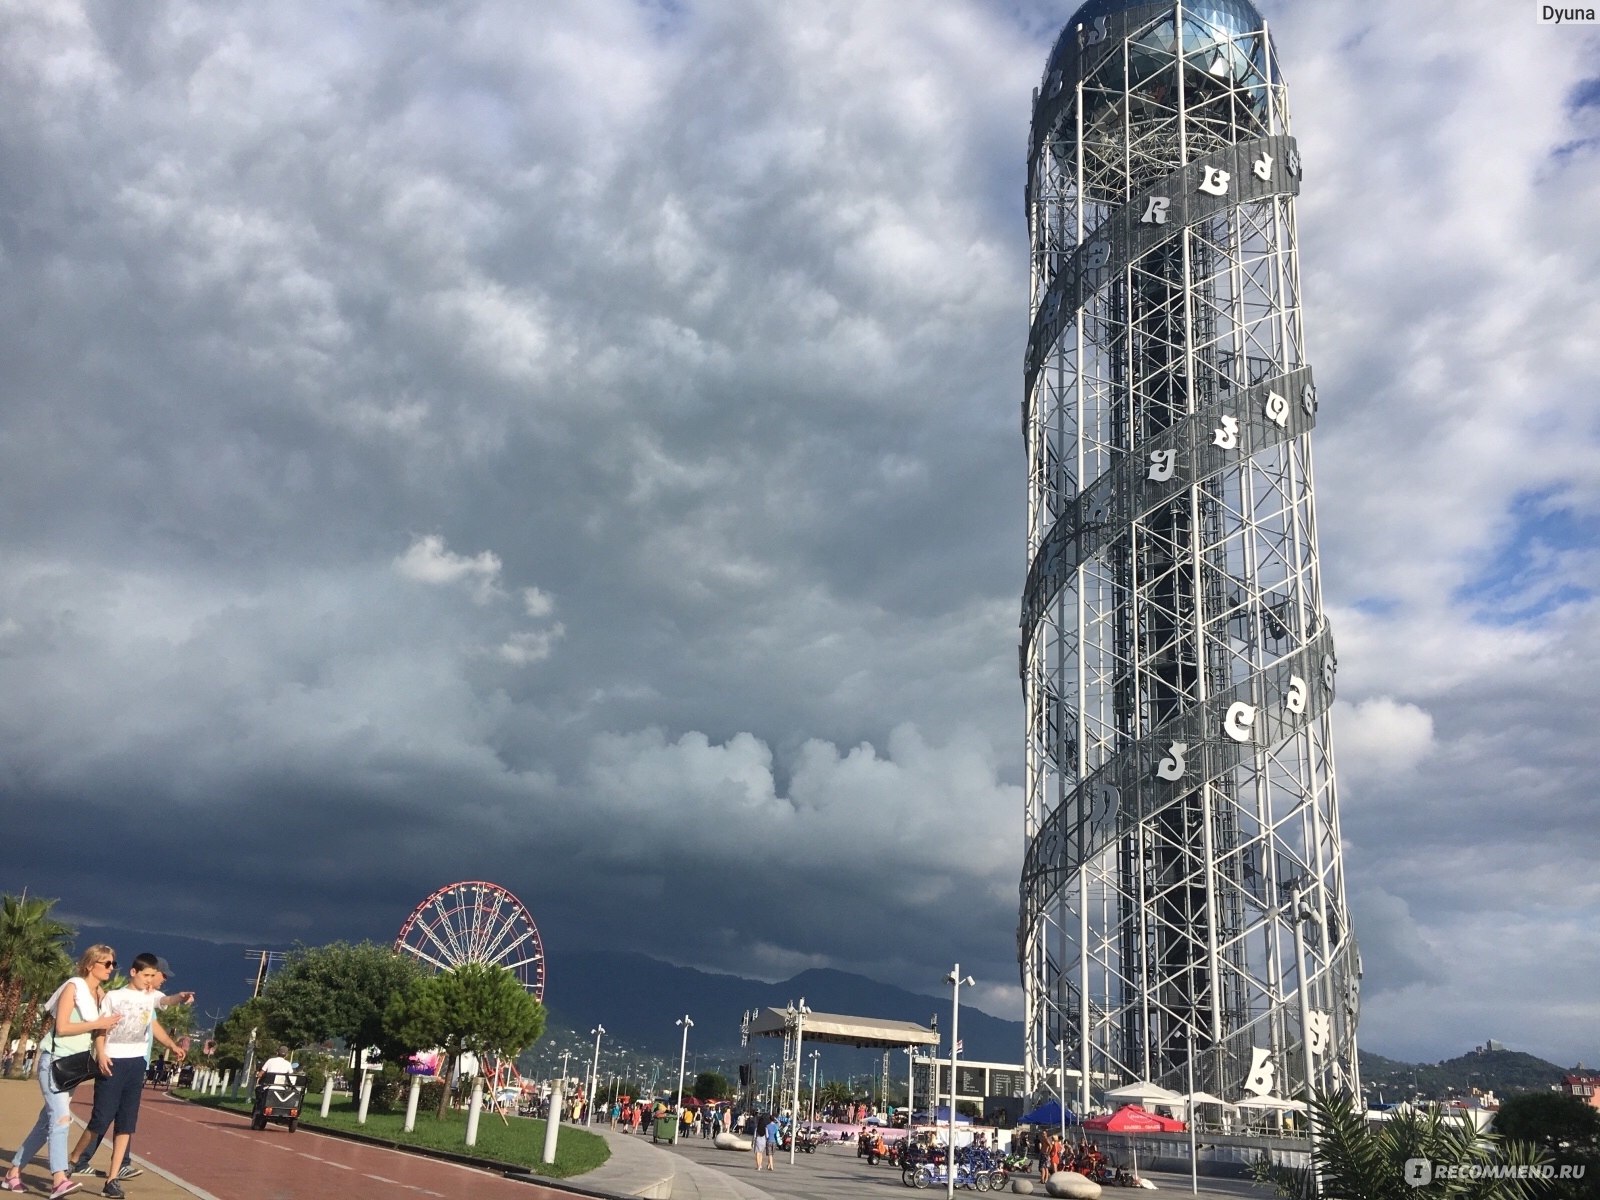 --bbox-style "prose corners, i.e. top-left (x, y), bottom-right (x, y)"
top-left (70, 955), bottom-right (190, 1198)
